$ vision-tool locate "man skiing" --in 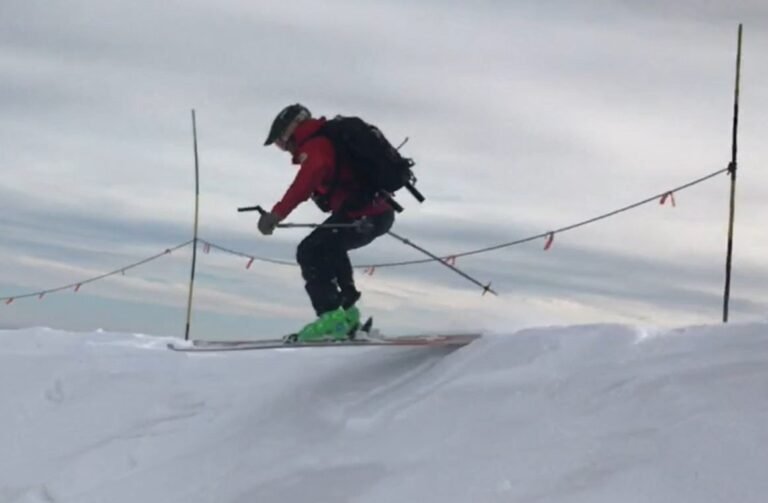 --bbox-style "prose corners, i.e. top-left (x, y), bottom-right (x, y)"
top-left (258, 104), bottom-right (396, 342)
